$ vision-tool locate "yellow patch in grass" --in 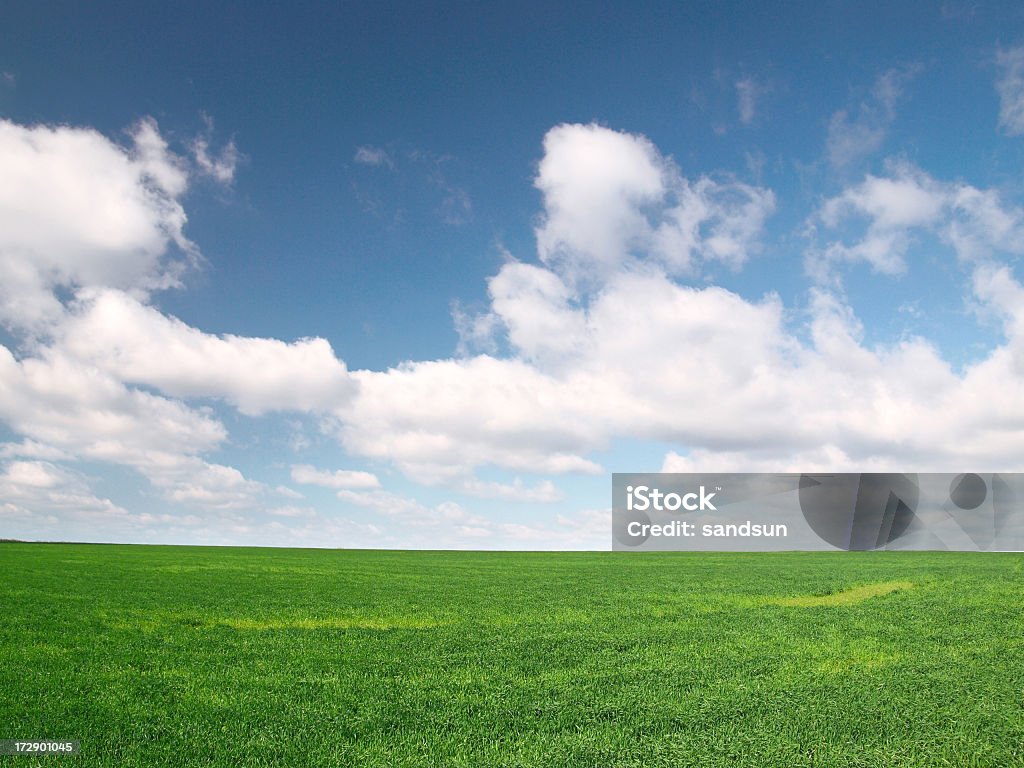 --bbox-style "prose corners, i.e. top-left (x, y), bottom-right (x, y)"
top-left (772, 580), bottom-right (913, 608)
top-left (215, 615), bottom-right (439, 631)
top-left (105, 611), bottom-right (440, 631)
